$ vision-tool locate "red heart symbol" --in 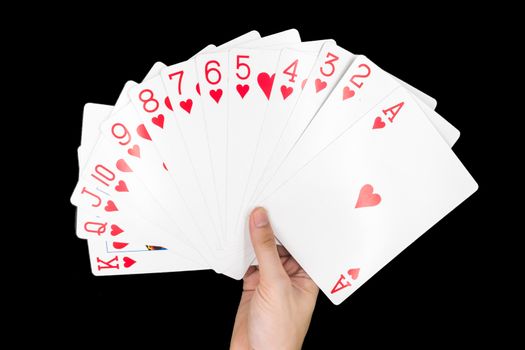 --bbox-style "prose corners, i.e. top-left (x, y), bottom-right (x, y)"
top-left (196, 83), bottom-right (201, 96)
top-left (343, 86), bottom-right (355, 100)
top-left (180, 99), bottom-right (193, 114)
top-left (104, 200), bottom-right (118, 212)
top-left (315, 78), bottom-right (327, 93)
top-left (123, 256), bottom-right (136, 268)
top-left (162, 162), bottom-right (168, 171)
top-left (209, 89), bottom-right (223, 103)
top-left (110, 224), bottom-right (124, 236)
top-left (236, 84), bottom-right (250, 98)
top-left (116, 159), bottom-right (132, 172)
top-left (152, 114), bottom-right (164, 128)
top-left (373, 117), bottom-right (386, 129)
top-left (127, 144), bottom-right (140, 158)
top-left (136, 124), bottom-right (151, 141)
top-left (164, 96), bottom-right (173, 111)
top-left (355, 184), bottom-right (381, 208)
top-left (114, 180), bottom-right (128, 192)
top-left (280, 85), bottom-right (293, 100)
top-left (347, 268), bottom-right (360, 280)
top-left (301, 79), bottom-right (308, 90)
top-left (257, 72), bottom-right (275, 100)
top-left (112, 242), bottom-right (128, 249)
